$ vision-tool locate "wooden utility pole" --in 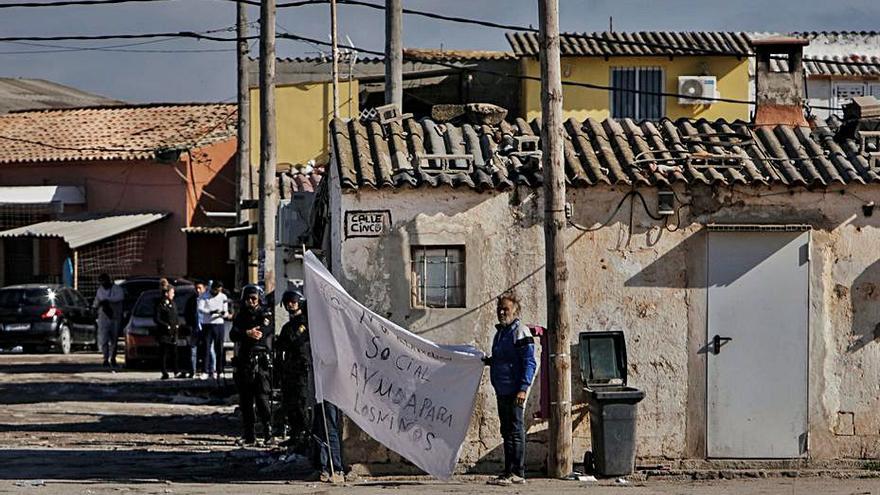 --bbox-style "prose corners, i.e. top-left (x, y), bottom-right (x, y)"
top-left (539, 0), bottom-right (573, 479)
top-left (330, 0), bottom-right (340, 118)
top-left (384, 0), bottom-right (402, 108)
top-left (258, 0), bottom-right (277, 293)
top-left (235, 1), bottom-right (251, 290)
